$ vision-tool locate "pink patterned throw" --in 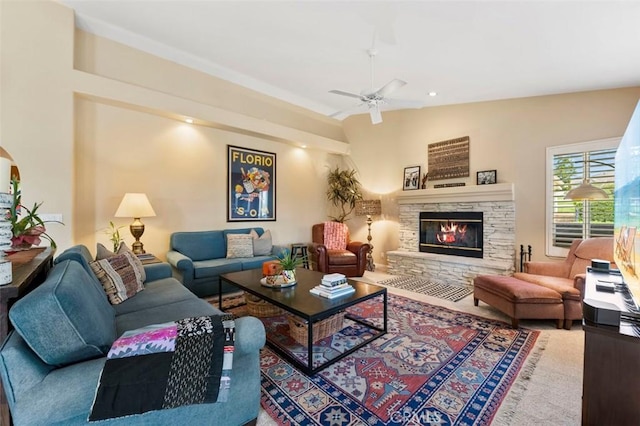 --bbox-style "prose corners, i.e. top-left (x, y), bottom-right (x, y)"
top-left (323, 221), bottom-right (348, 250)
